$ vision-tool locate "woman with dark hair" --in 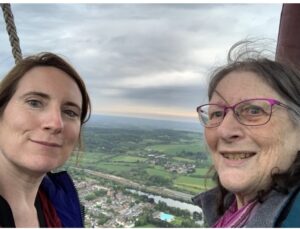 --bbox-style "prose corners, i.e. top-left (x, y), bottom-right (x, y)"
top-left (0, 52), bottom-right (91, 227)
top-left (192, 41), bottom-right (300, 227)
